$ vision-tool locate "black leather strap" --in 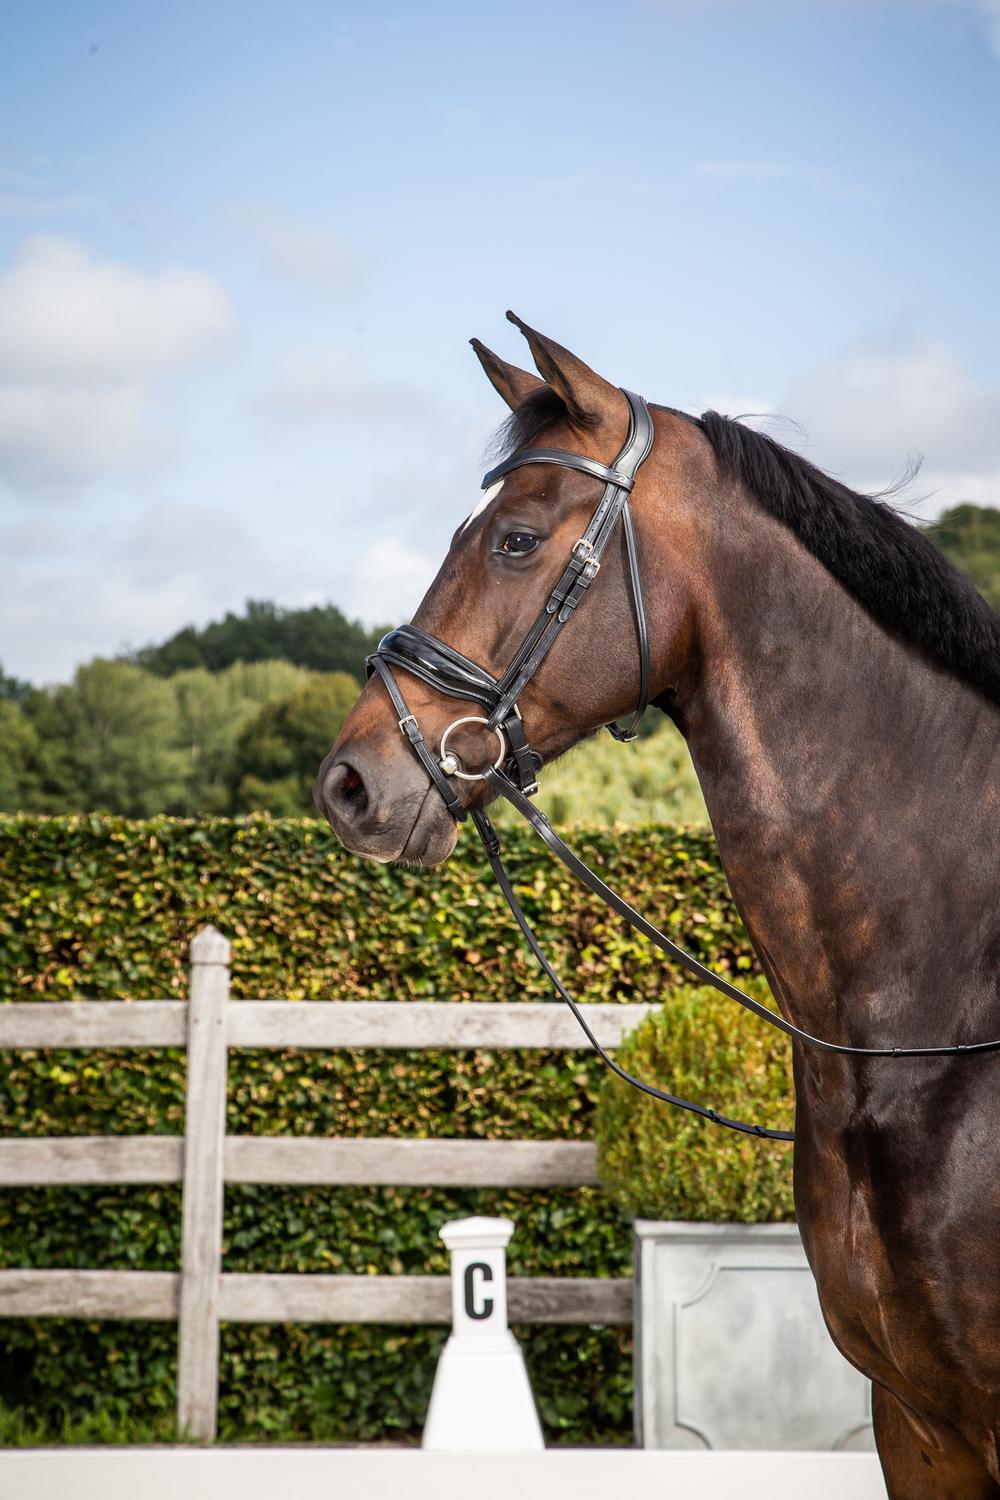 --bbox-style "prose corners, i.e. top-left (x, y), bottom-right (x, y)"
top-left (372, 625), bottom-right (498, 709)
top-left (607, 501), bottom-right (651, 742)
top-left (368, 657), bottom-right (467, 822)
top-left (482, 768), bottom-right (1000, 1062)
top-left (482, 448), bottom-right (635, 492)
top-left (471, 802), bottom-right (794, 1141)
